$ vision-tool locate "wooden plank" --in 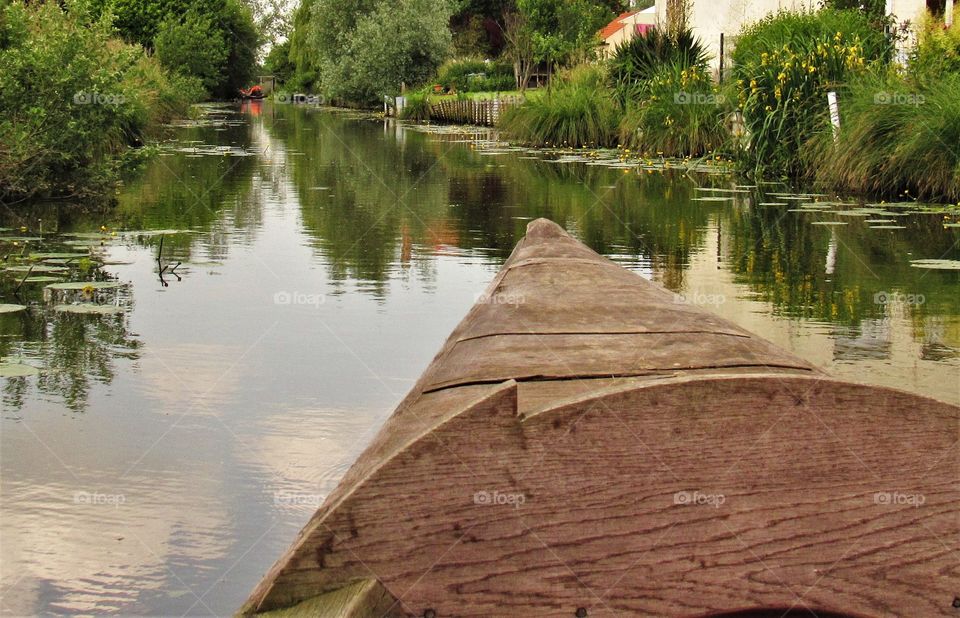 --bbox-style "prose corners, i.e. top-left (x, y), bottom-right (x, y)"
top-left (241, 219), bottom-right (960, 617)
